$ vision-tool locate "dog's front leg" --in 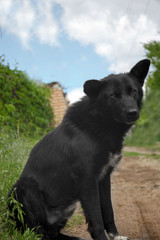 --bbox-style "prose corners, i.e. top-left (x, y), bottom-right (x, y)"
top-left (99, 175), bottom-right (130, 240)
top-left (99, 175), bottom-right (118, 236)
top-left (80, 181), bottom-right (108, 240)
